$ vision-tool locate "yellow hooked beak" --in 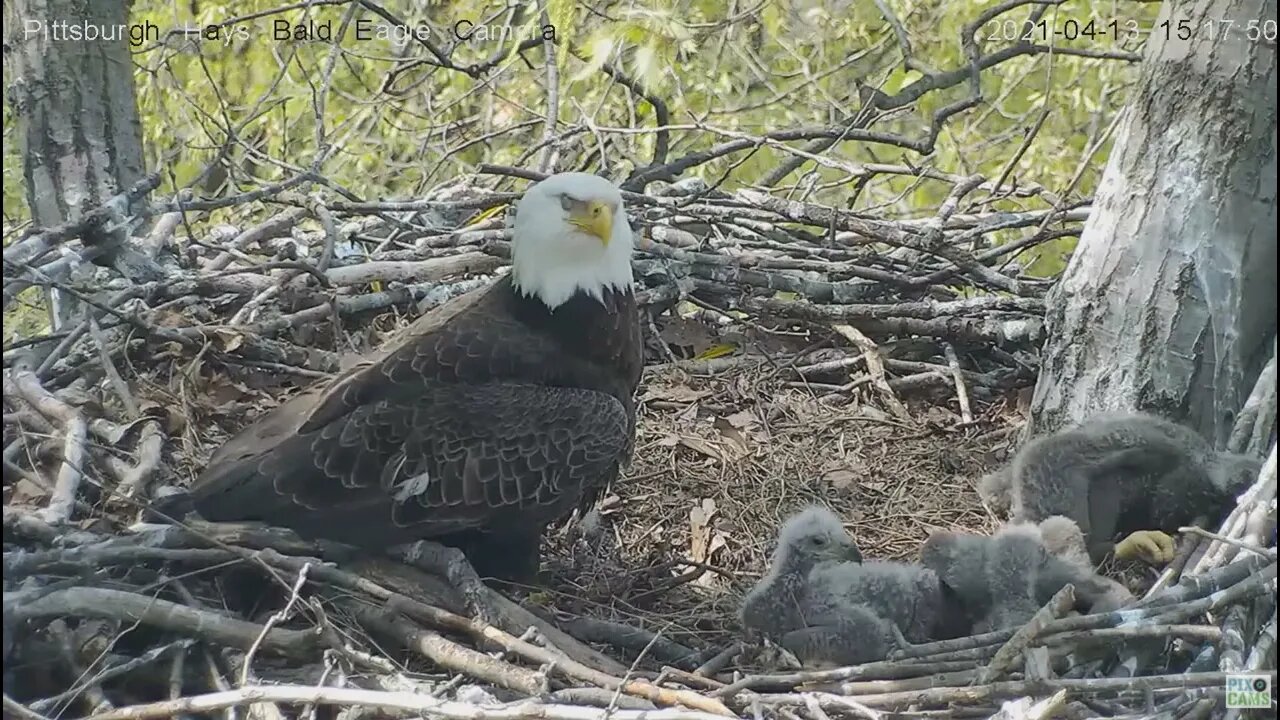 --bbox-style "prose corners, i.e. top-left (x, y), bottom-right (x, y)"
top-left (569, 200), bottom-right (614, 245)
